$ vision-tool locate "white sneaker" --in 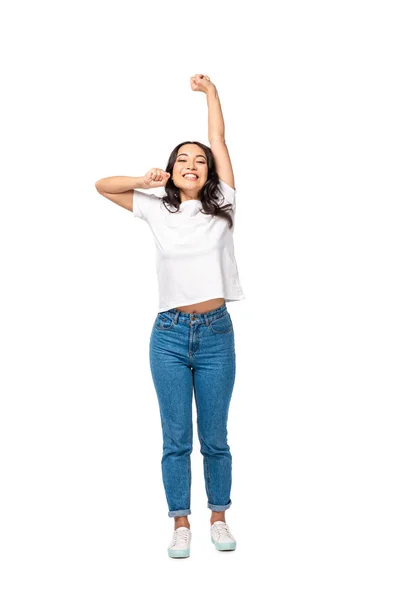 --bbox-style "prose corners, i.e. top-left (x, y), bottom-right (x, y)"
top-left (210, 520), bottom-right (237, 551)
top-left (168, 526), bottom-right (192, 558)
